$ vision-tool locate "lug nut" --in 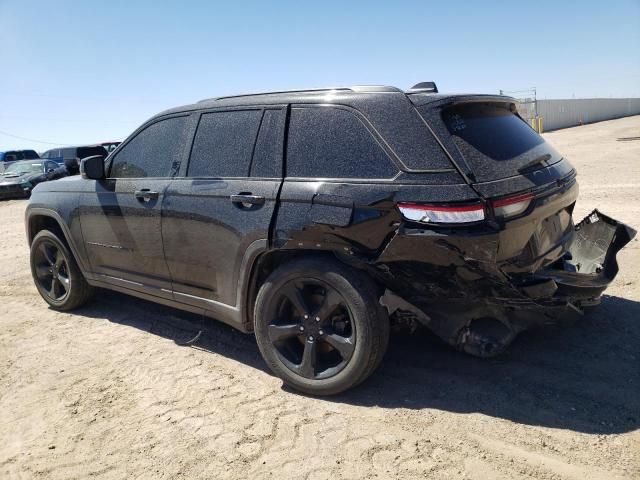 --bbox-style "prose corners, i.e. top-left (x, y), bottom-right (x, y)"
top-left (319, 330), bottom-right (324, 335)
top-left (299, 326), bottom-right (305, 332)
top-left (308, 336), bottom-right (314, 342)
top-left (315, 316), bottom-right (320, 322)
top-left (304, 314), bottom-right (309, 319)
